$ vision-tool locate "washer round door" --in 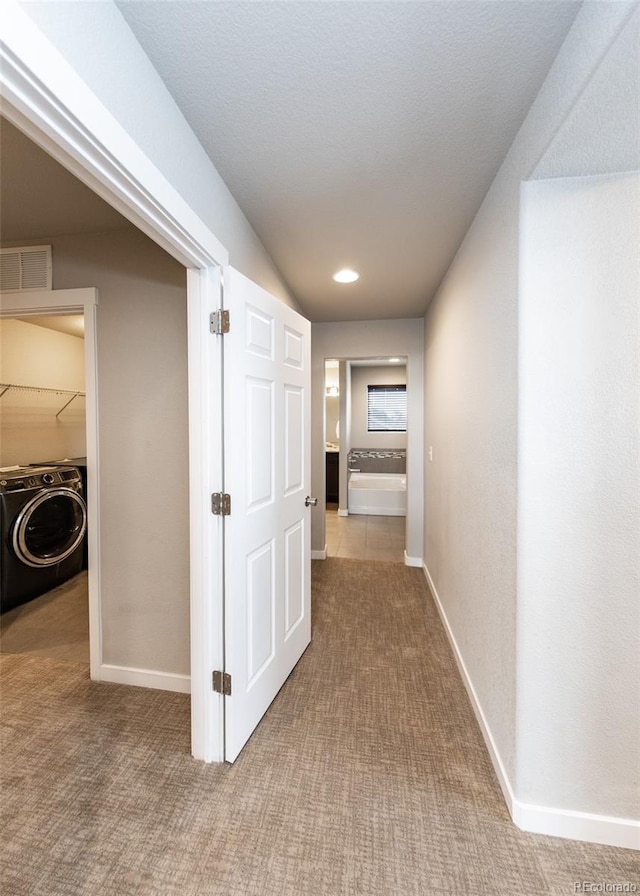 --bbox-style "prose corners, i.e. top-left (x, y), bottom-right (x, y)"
top-left (12, 488), bottom-right (87, 568)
